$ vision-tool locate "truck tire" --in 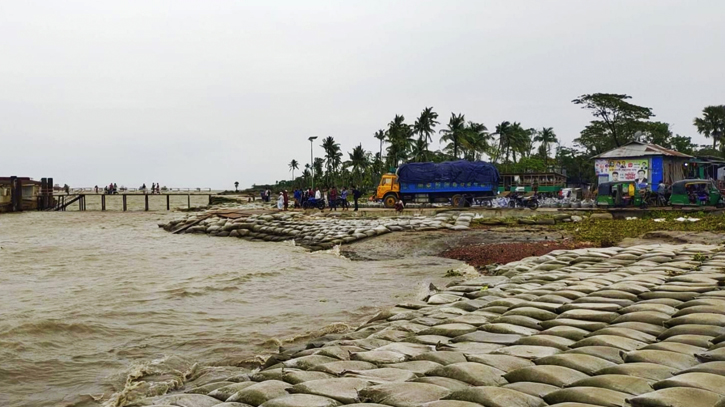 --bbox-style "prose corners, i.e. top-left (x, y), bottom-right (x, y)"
top-left (383, 193), bottom-right (397, 208)
top-left (452, 194), bottom-right (463, 207)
